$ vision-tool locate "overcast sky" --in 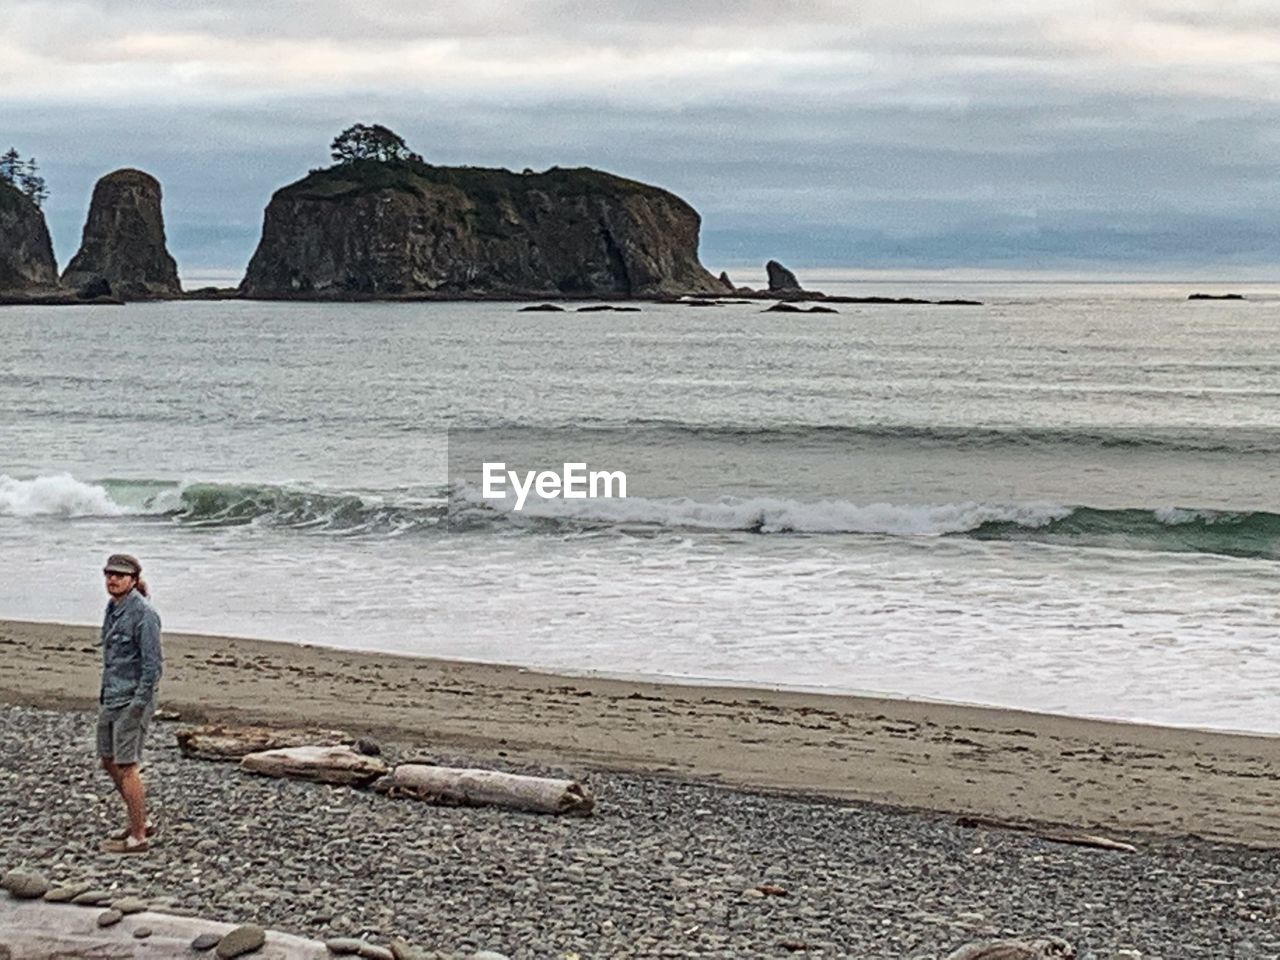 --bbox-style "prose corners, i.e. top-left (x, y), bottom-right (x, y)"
top-left (6, 0), bottom-right (1280, 278)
